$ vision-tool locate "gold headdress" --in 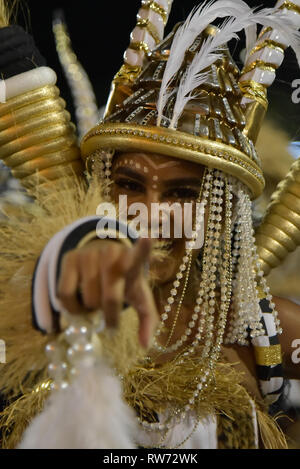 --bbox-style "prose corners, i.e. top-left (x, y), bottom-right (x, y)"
top-left (80, 0), bottom-right (300, 276)
top-left (0, 0), bottom-right (299, 274)
top-left (0, 1), bottom-right (299, 449)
